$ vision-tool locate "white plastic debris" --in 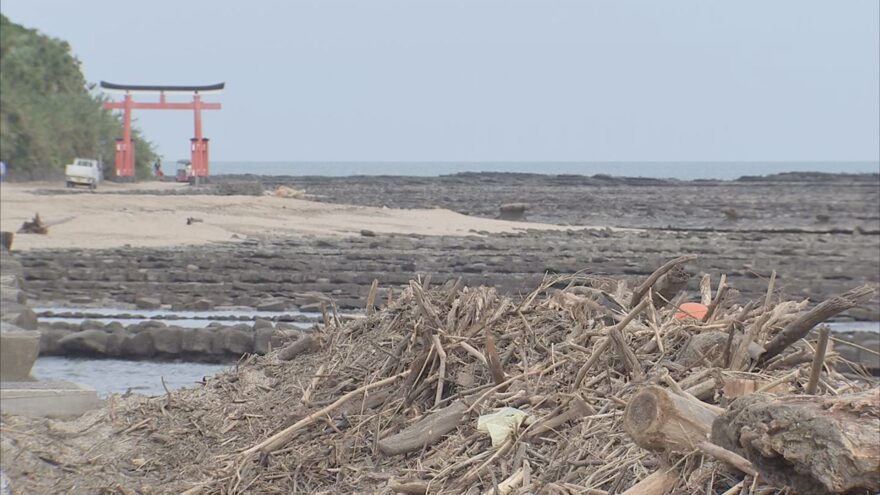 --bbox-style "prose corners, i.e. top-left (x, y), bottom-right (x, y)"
top-left (476, 407), bottom-right (534, 447)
